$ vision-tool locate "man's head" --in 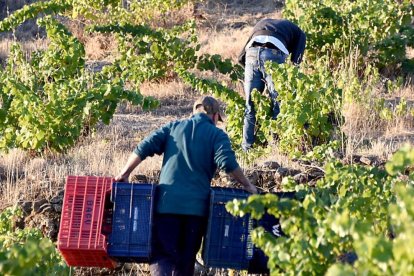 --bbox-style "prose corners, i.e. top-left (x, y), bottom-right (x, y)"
top-left (193, 96), bottom-right (224, 122)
